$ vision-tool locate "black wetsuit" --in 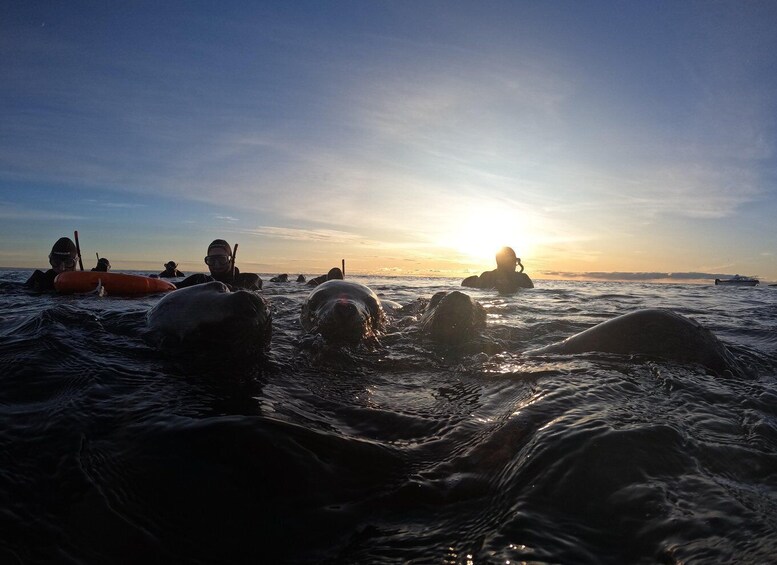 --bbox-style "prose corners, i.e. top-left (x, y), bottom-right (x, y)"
top-left (461, 269), bottom-right (534, 293)
top-left (159, 268), bottom-right (185, 278)
top-left (175, 267), bottom-right (262, 291)
top-left (305, 274), bottom-right (328, 287)
top-left (24, 269), bottom-right (58, 292)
